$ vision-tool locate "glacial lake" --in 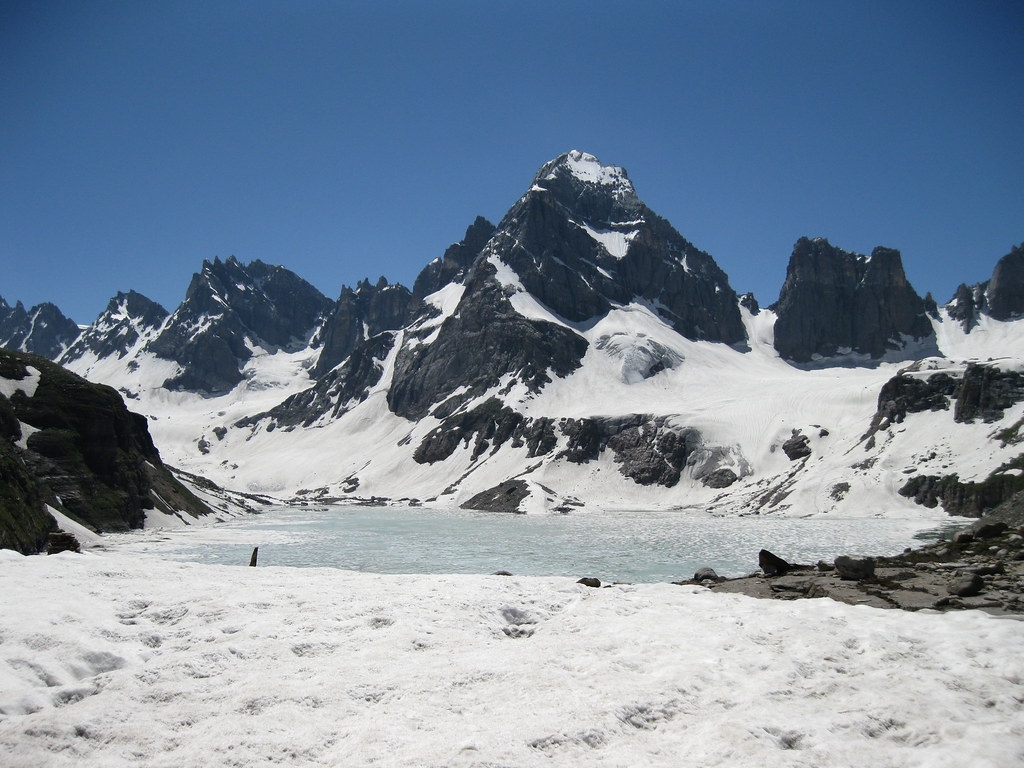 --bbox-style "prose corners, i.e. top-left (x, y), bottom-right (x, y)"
top-left (105, 505), bottom-right (966, 582)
